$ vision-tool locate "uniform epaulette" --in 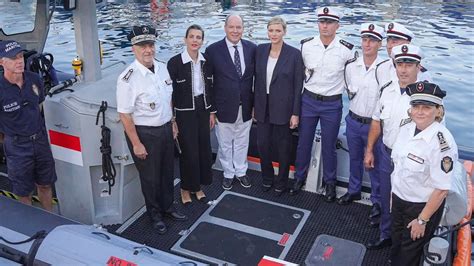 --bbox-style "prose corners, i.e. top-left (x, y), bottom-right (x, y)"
top-left (345, 51), bottom-right (358, 66)
top-left (420, 65), bottom-right (428, 73)
top-left (379, 80), bottom-right (392, 96)
top-left (375, 59), bottom-right (391, 85)
top-left (300, 37), bottom-right (314, 45)
top-left (339, 39), bottom-right (354, 50)
top-left (399, 118), bottom-right (411, 127)
top-left (437, 131), bottom-right (450, 152)
top-left (122, 69), bottom-right (134, 82)
top-left (376, 59), bottom-right (390, 67)
top-left (154, 58), bottom-right (166, 64)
